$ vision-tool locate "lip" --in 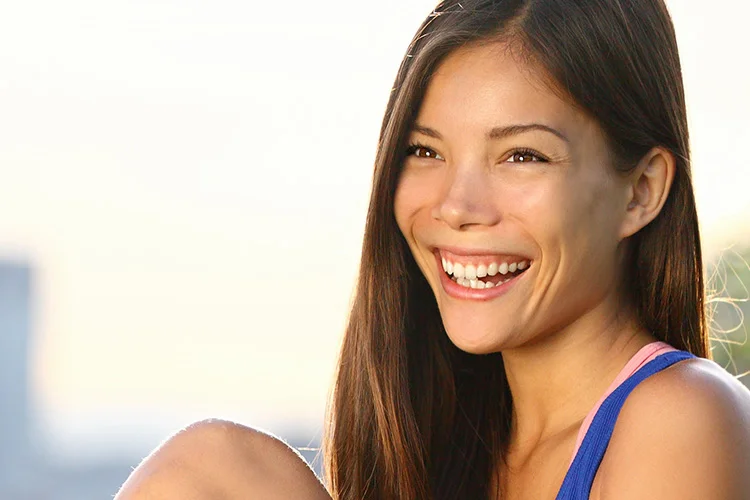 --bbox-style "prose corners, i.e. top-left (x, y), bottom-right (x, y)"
top-left (434, 251), bottom-right (530, 301)
top-left (436, 245), bottom-right (533, 263)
